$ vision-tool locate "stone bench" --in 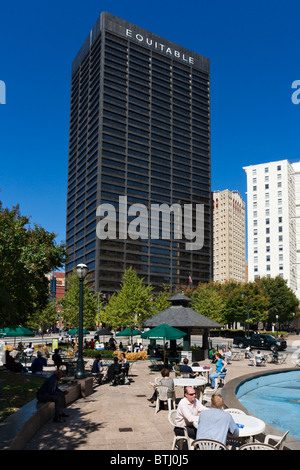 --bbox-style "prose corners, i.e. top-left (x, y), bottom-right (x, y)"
top-left (0, 377), bottom-right (93, 450)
